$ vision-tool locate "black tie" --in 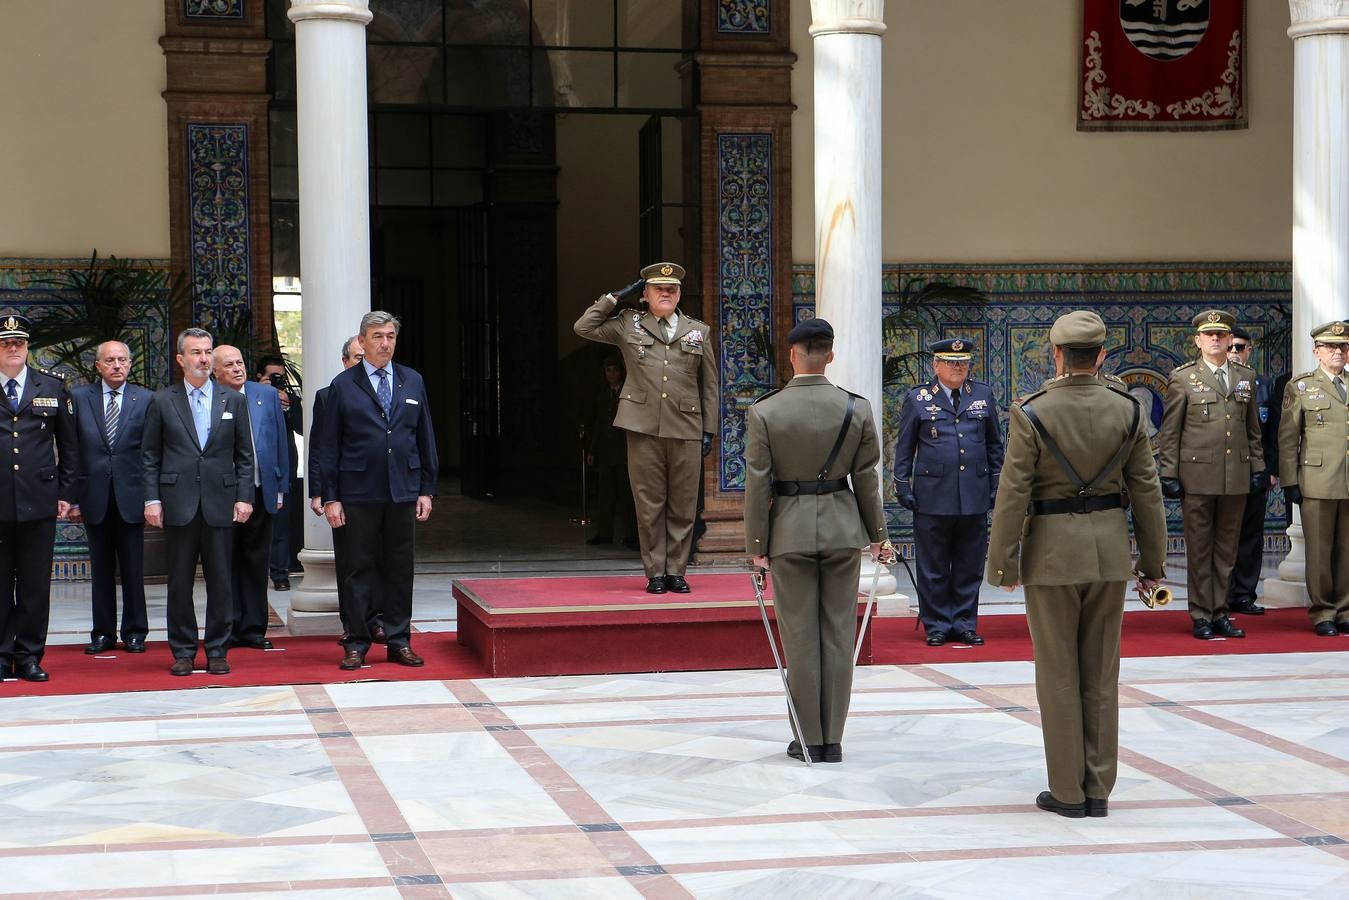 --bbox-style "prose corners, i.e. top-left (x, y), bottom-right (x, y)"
top-left (5, 379), bottom-right (16, 410)
top-left (106, 390), bottom-right (120, 444)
